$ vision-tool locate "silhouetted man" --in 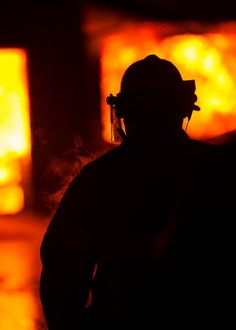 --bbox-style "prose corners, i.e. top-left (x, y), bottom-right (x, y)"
top-left (40, 55), bottom-right (234, 329)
